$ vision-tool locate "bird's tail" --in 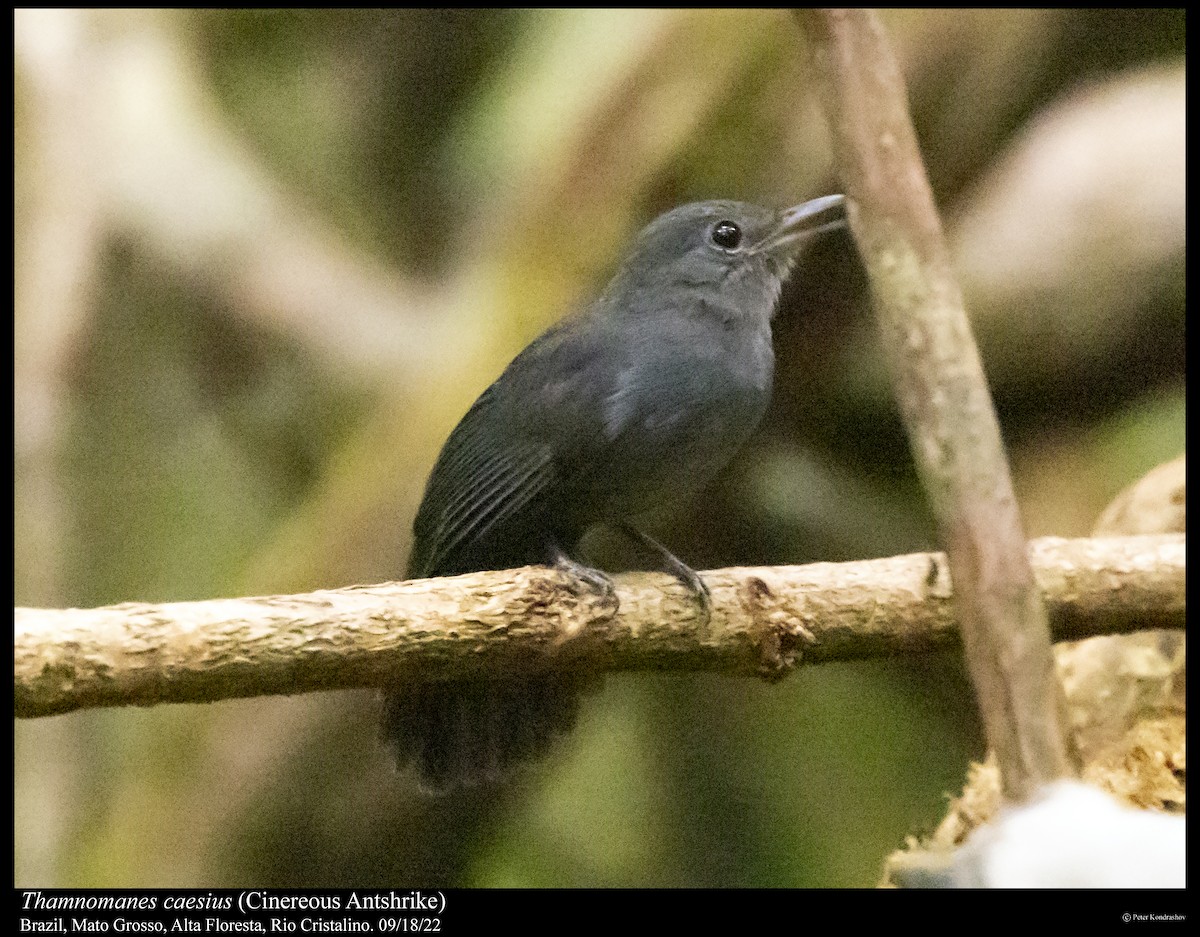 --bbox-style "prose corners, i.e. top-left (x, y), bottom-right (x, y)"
top-left (380, 674), bottom-right (589, 793)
